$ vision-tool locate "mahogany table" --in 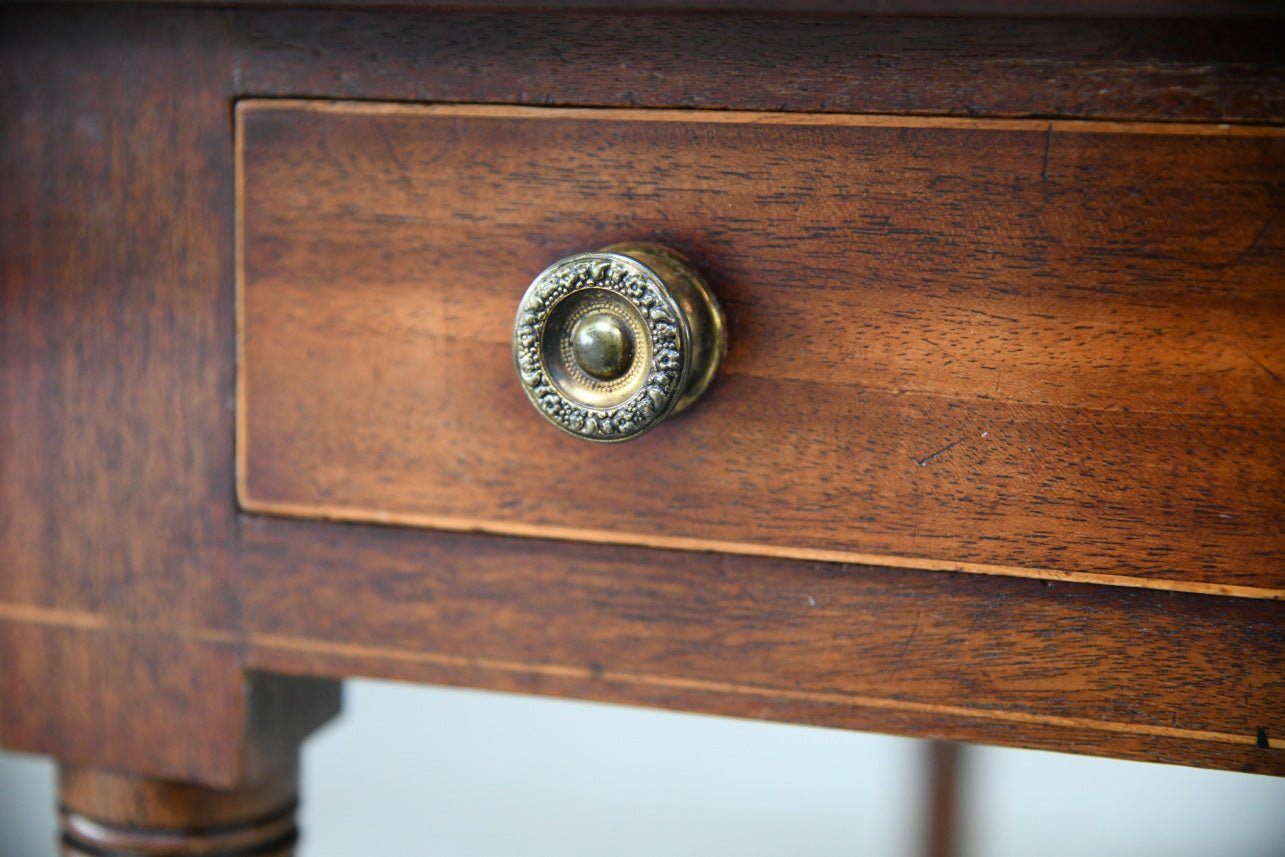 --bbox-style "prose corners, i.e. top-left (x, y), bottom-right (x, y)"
top-left (3, 4), bottom-right (1282, 853)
